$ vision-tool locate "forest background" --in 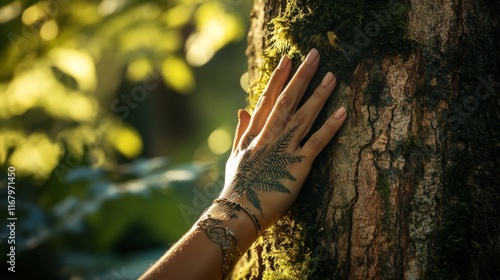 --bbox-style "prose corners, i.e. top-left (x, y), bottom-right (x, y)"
top-left (0, 0), bottom-right (252, 279)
